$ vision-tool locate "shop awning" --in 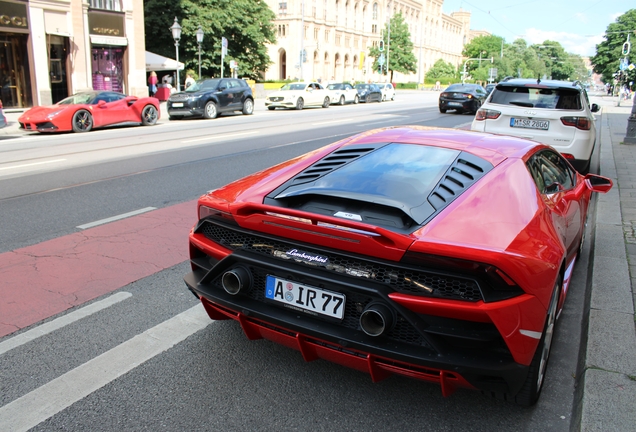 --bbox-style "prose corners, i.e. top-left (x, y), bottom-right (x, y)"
top-left (145, 51), bottom-right (184, 72)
